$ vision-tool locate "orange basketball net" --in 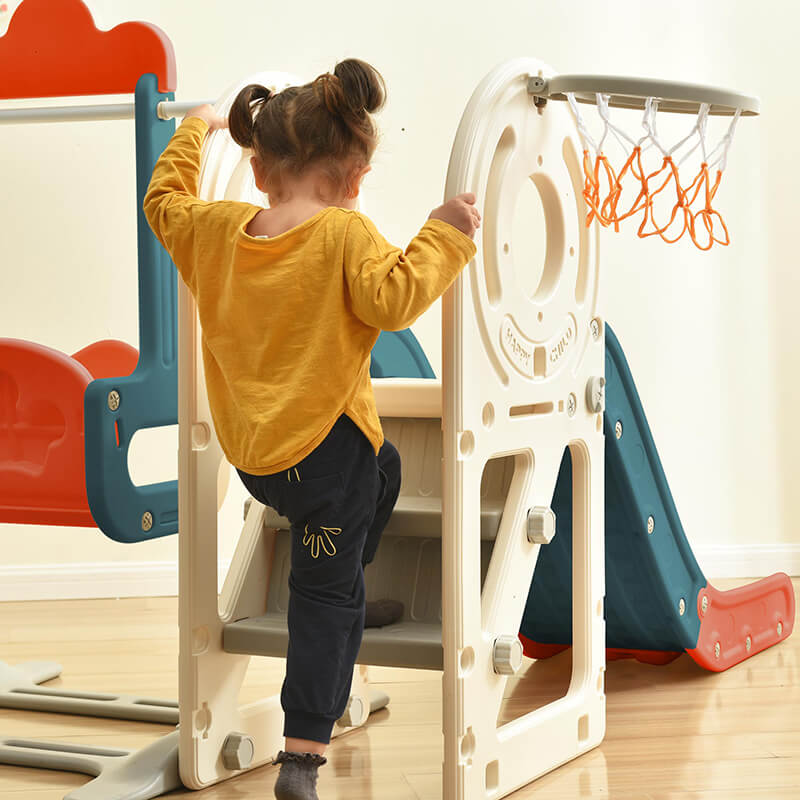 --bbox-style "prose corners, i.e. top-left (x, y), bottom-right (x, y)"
top-left (568, 94), bottom-right (742, 251)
